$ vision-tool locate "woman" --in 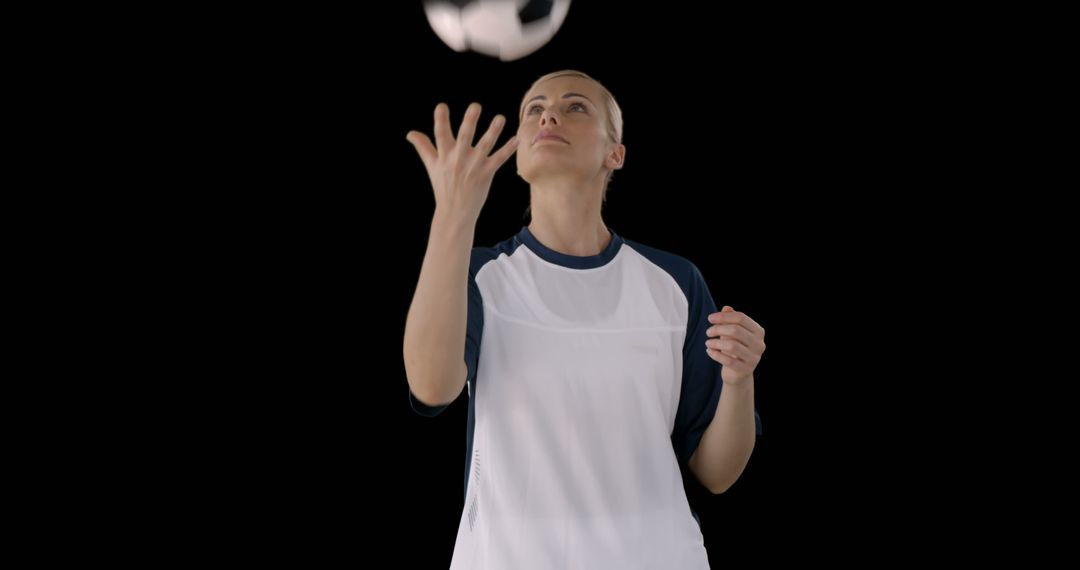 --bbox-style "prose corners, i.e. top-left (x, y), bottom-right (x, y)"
top-left (403, 70), bottom-right (765, 569)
